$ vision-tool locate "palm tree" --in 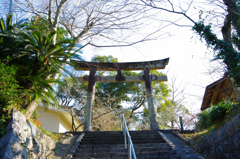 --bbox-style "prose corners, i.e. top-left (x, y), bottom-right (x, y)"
top-left (19, 29), bottom-right (82, 118)
top-left (0, 14), bottom-right (83, 119)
